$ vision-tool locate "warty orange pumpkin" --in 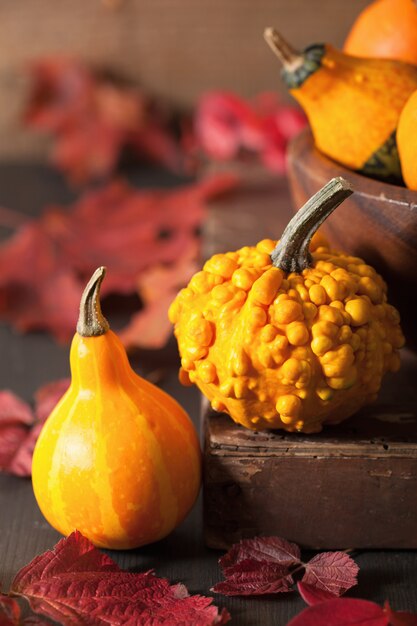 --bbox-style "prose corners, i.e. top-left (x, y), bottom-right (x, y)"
top-left (169, 178), bottom-right (404, 433)
top-left (32, 267), bottom-right (201, 549)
